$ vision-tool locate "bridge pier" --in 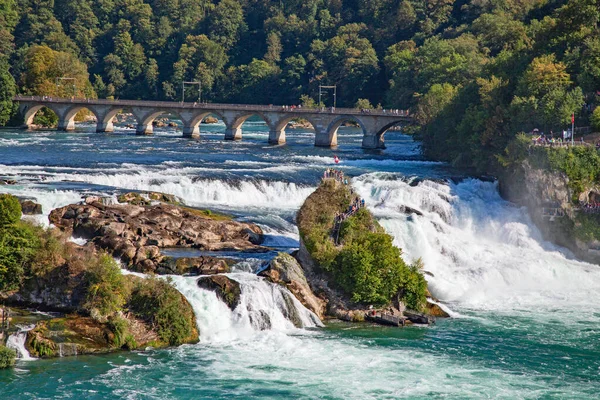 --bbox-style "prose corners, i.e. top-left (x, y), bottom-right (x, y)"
top-left (183, 125), bottom-right (200, 138)
top-left (136, 123), bottom-right (153, 135)
top-left (315, 131), bottom-right (337, 147)
top-left (362, 134), bottom-right (385, 149)
top-left (96, 121), bottom-right (114, 133)
top-left (57, 118), bottom-right (75, 131)
top-left (268, 129), bottom-right (285, 145)
top-left (225, 127), bottom-right (242, 140)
